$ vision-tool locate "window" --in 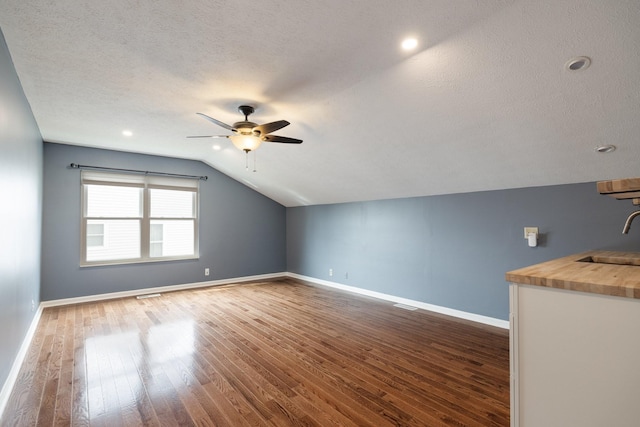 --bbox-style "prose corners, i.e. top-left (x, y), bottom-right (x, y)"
top-left (81, 171), bottom-right (199, 266)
